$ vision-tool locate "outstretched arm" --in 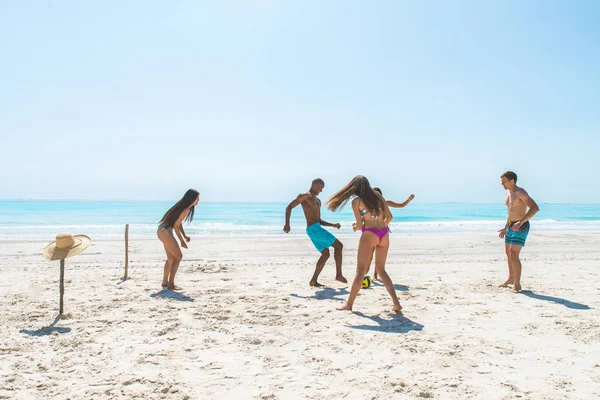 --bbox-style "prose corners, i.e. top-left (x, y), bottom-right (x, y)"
top-left (387, 194), bottom-right (415, 208)
top-left (319, 219), bottom-right (341, 229)
top-left (284, 194), bottom-right (308, 233)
